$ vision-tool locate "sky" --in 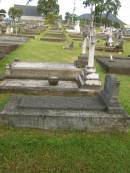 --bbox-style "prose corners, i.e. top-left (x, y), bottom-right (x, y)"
top-left (0, 0), bottom-right (130, 25)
